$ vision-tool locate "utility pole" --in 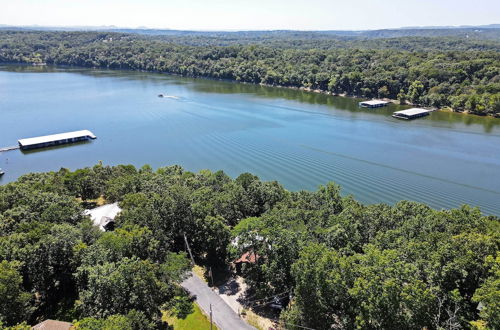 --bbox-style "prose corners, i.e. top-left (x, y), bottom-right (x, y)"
top-left (210, 303), bottom-right (213, 330)
top-left (183, 232), bottom-right (195, 266)
top-left (209, 266), bottom-right (214, 287)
